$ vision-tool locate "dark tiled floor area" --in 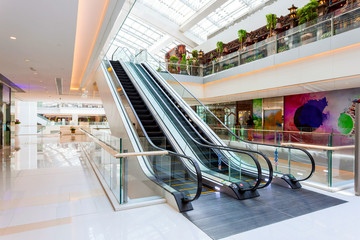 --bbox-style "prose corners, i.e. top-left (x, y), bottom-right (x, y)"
top-left (183, 184), bottom-right (347, 240)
